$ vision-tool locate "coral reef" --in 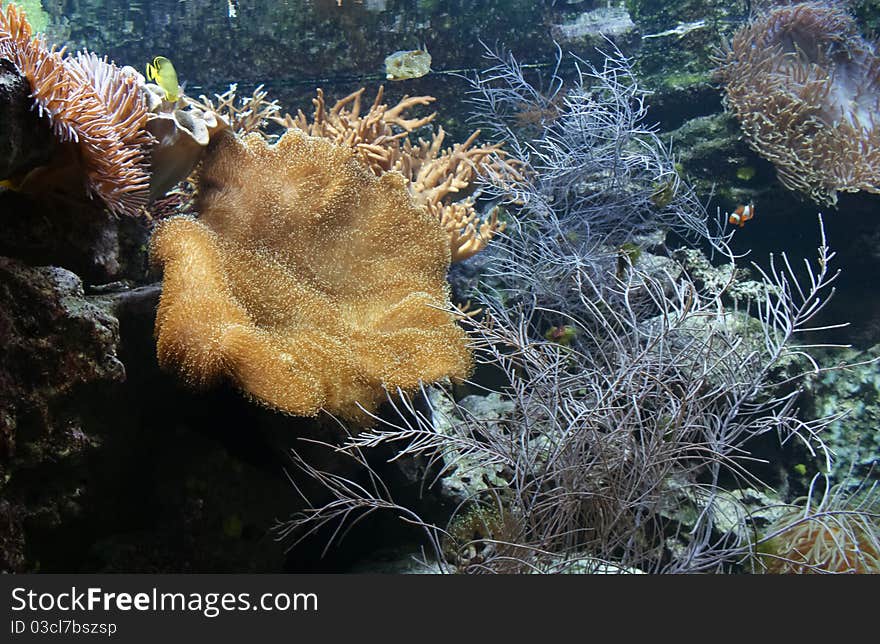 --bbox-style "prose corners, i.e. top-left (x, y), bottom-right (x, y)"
top-left (275, 46), bottom-right (876, 574)
top-left (150, 129), bottom-right (472, 422)
top-left (274, 86), bottom-right (509, 262)
top-left (281, 217), bottom-right (850, 572)
top-left (0, 4), bottom-right (152, 216)
top-left (2, 0), bottom-right (878, 576)
top-left (715, 1), bottom-right (880, 205)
